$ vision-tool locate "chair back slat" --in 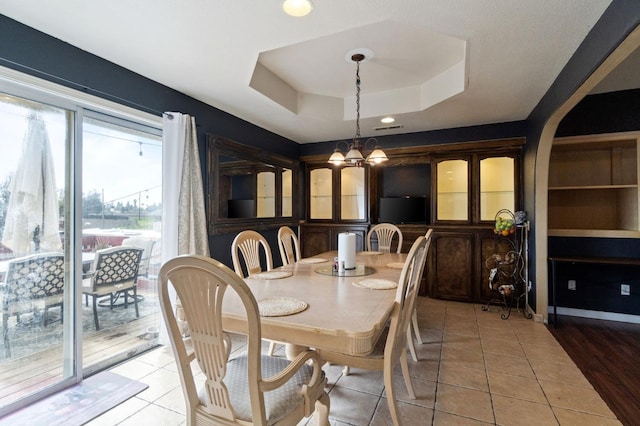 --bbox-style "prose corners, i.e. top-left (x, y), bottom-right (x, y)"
top-left (368, 223), bottom-right (403, 253)
top-left (277, 226), bottom-right (300, 265)
top-left (231, 231), bottom-right (273, 277)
